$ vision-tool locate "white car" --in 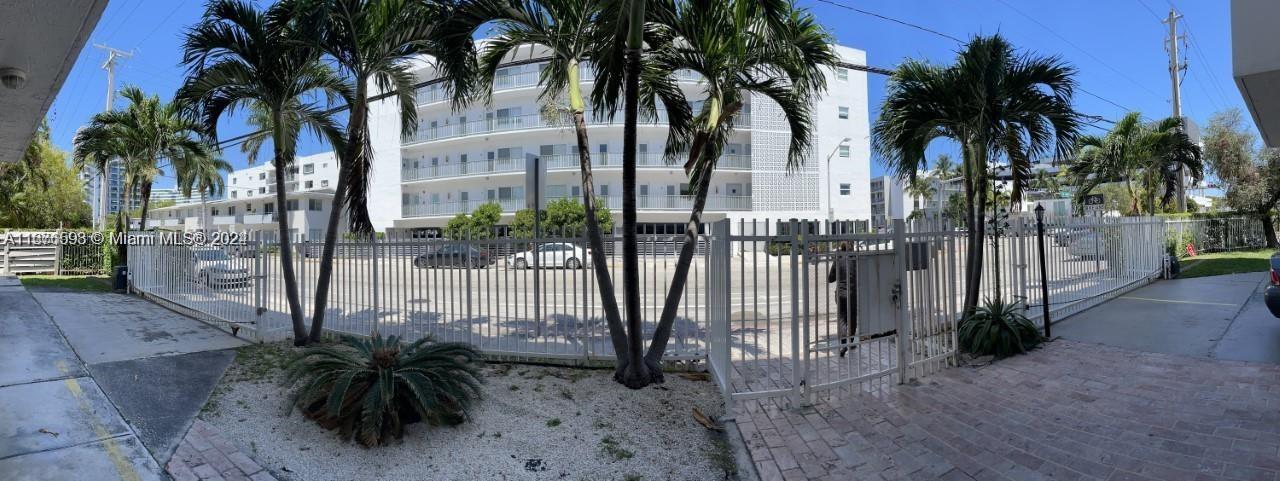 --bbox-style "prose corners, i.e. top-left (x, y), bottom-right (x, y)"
top-left (187, 247), bottom-right (251, 287)
top-left (1068, 233), bottom-right (1106, 259)
top-left (505, 243), bottom-right (592, 269)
